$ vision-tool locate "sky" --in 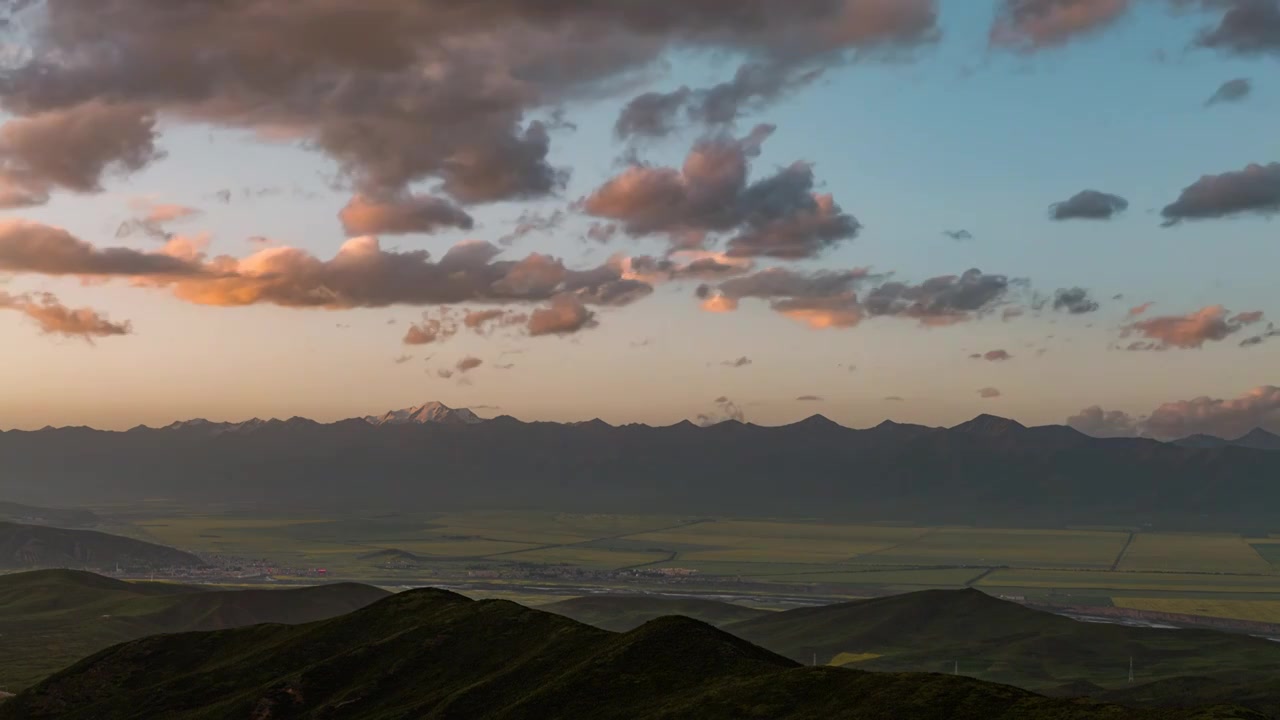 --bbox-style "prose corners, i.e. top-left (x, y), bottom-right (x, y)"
top-left (0, 0), bottom-right (1277, 438)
